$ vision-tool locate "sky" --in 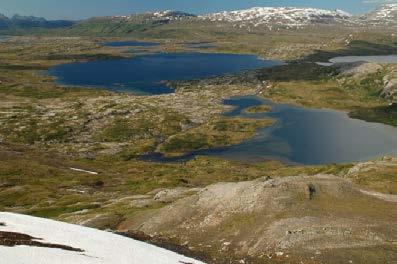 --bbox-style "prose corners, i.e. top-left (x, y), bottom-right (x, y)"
top-left (0, 0), bottom-right (395, 20)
